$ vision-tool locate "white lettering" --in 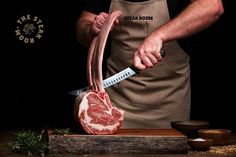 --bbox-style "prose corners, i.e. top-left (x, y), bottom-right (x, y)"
top-left (15, 29), bottom-right (21, 36)
top-left (19, 35), bottom-right (24, 40)
top-left (27, 14), bottom-right (31, 20)
top-left (36, 34), bottom-right (42, 39)
top-left (21, 16), bottom-right (27, 22)
top-left (24, 38), bottom-right (28, 43)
